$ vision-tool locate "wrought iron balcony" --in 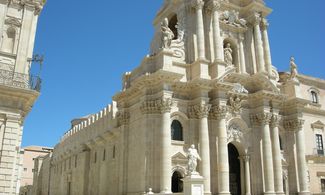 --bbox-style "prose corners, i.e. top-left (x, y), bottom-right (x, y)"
top-left (0, 68), bottom-right (41, 92)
